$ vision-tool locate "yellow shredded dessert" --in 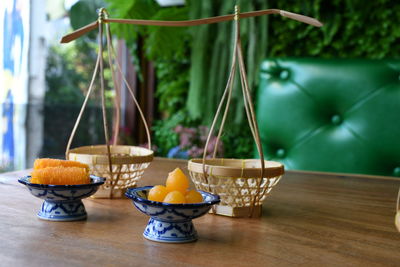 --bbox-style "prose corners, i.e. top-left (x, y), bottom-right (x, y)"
top-left (31, 166), bottom-right (90, 185)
